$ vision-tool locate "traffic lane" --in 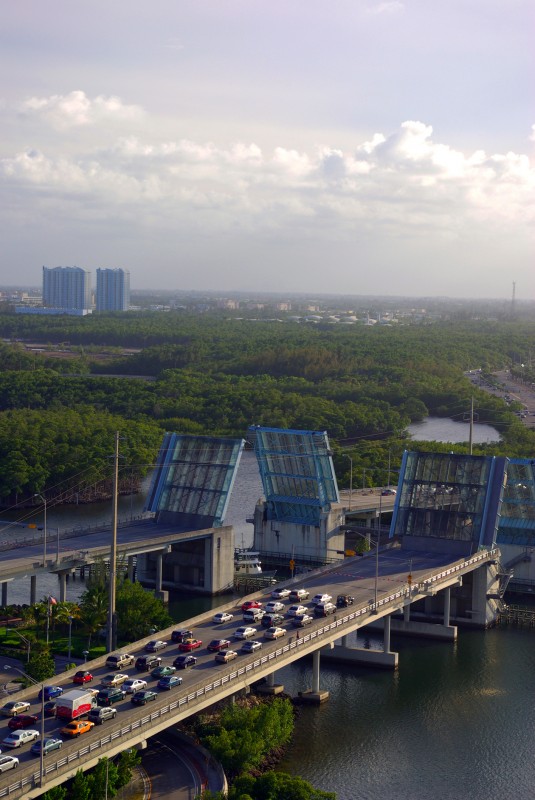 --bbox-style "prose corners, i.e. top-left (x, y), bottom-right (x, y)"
top-left (142, 738), bottom-right (200, 800)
